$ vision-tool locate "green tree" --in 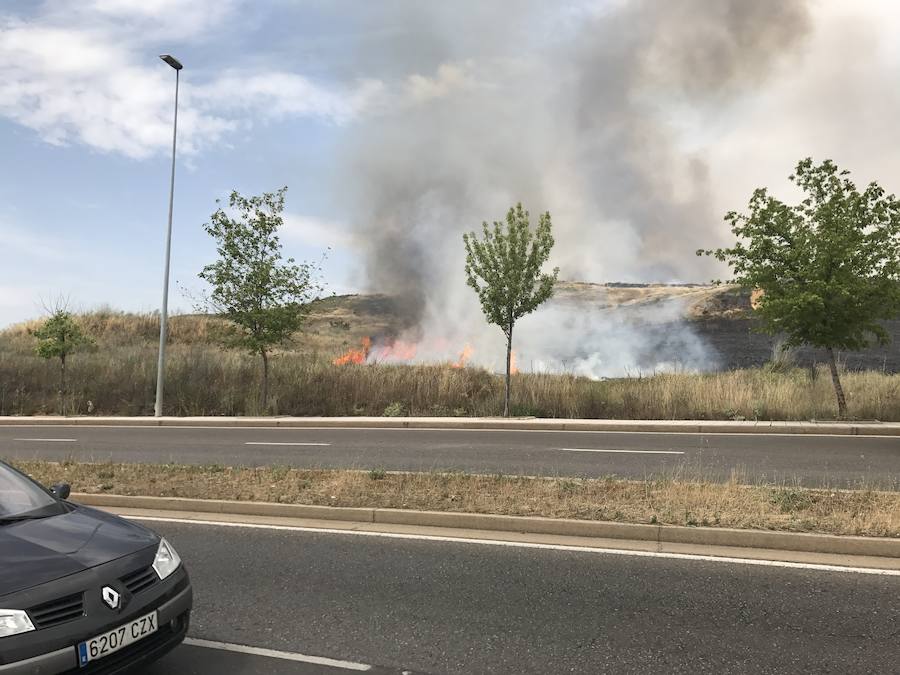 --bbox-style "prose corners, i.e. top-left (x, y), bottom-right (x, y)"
top-left (699, 158), bottom-right (900, 418)
top-left (30, 310), bottom-right (93, 415)
top-left (463, 203), bottom-right (559, 417)
top-left (198, 187), bottom-right (324, 411)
